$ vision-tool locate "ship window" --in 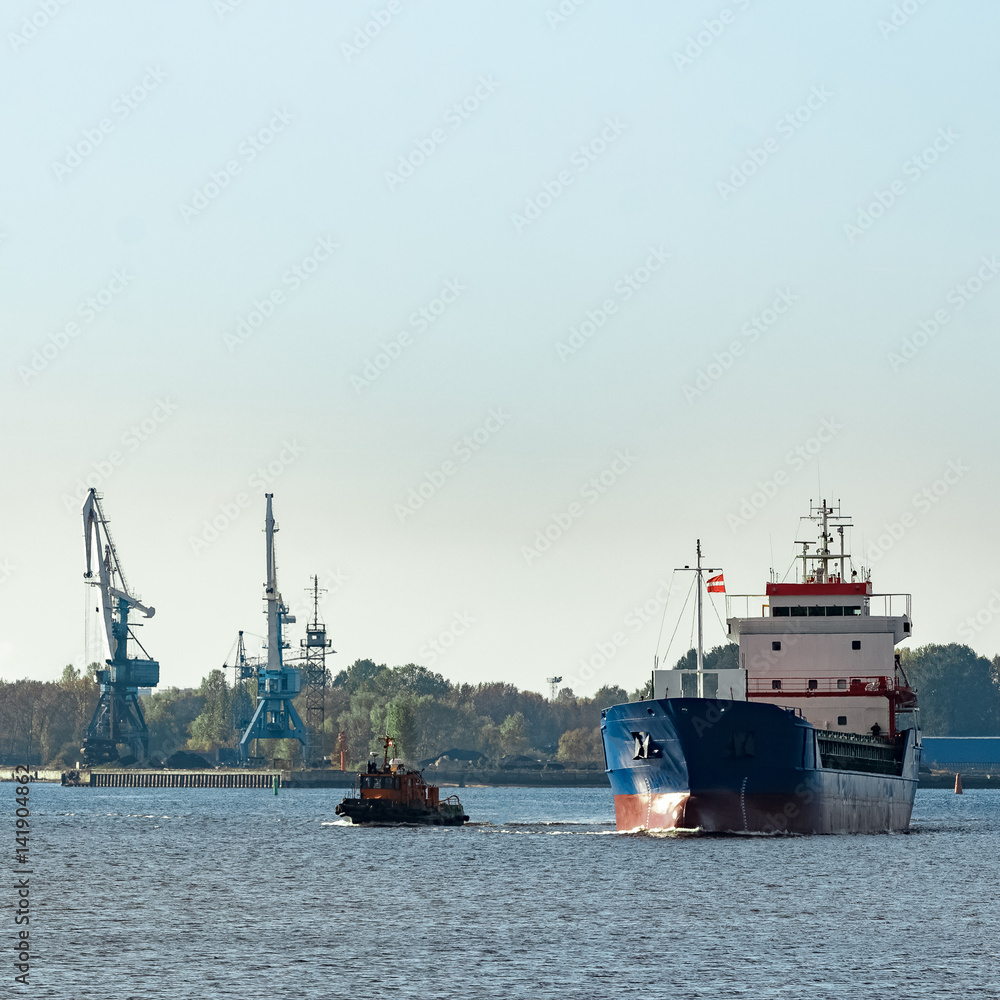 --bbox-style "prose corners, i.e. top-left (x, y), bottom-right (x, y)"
top-left (852, 640), bottom-right (861, 650)
top-left (772, 641), bottom-right (781, 651)
top-left (826, 606), bottom-right (844, 616)
top-left (772, 606), bottom-right (790, 617)
top-left (837, 716), bottom-right (847, 726)
top-left (808, 606), bottom-right (825, 616)
top-left (904, 622), bottom-right (911, 632)
top-left (837, 679), bottom-right (847, 689)
top-left (771, 679), bottom-right (782, 690)
top-left (845, 606), bottom-right (861, 615)
top-left (791, 606), bottom-right (807, 617)
top-left (808, 679), bottom-right (818, 690)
